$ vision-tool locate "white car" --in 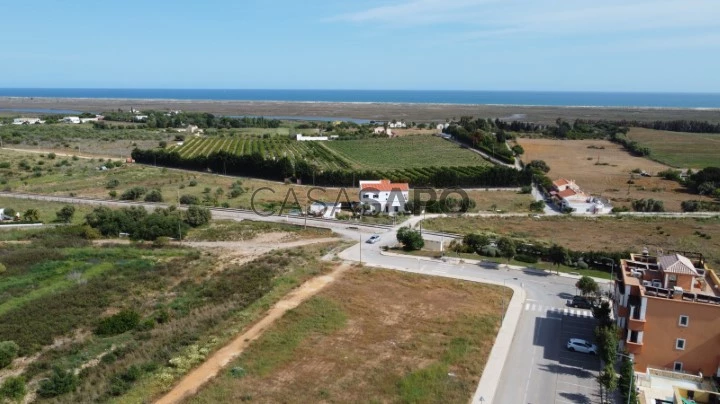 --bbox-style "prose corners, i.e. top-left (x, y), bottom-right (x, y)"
top-left (566, 338), bottom-right (598, 355)
top-left (366, 234), bottom-right (381, 244)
